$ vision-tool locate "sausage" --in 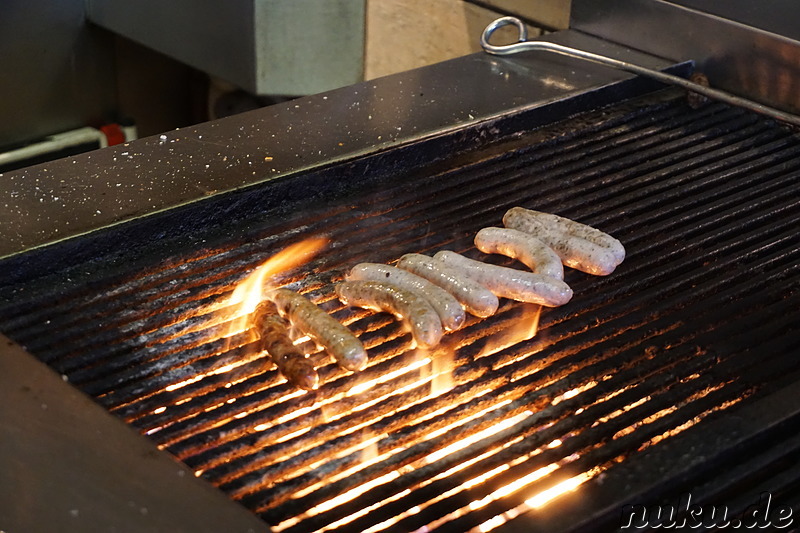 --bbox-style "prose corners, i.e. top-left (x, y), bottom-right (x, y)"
top-left (512, 208), bottom-right (626, 264)
top-left (347, 263), bottom-right (466, 331)
top-left (396, 253), bottom-right (499, 318)
top-left (253, 301), bottom-right (319, 390)
top-left (503, 207), bottom-right (621, 276)
top-left (433, 250), bottom-right (573, 306)
top-left (474, 227), bottom-right (564, 280)
top-left (267, 288), bottom-right (368, 372)
top-left (335, 280), bottom-right (443, 349)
